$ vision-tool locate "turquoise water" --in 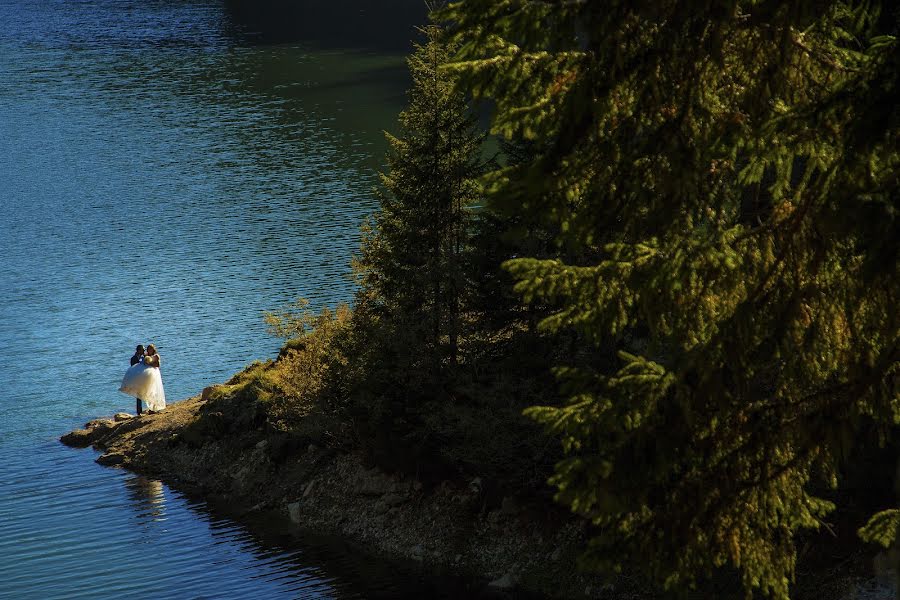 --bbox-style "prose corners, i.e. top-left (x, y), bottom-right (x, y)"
top-left (0, 1), bottom-right (461, 597)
